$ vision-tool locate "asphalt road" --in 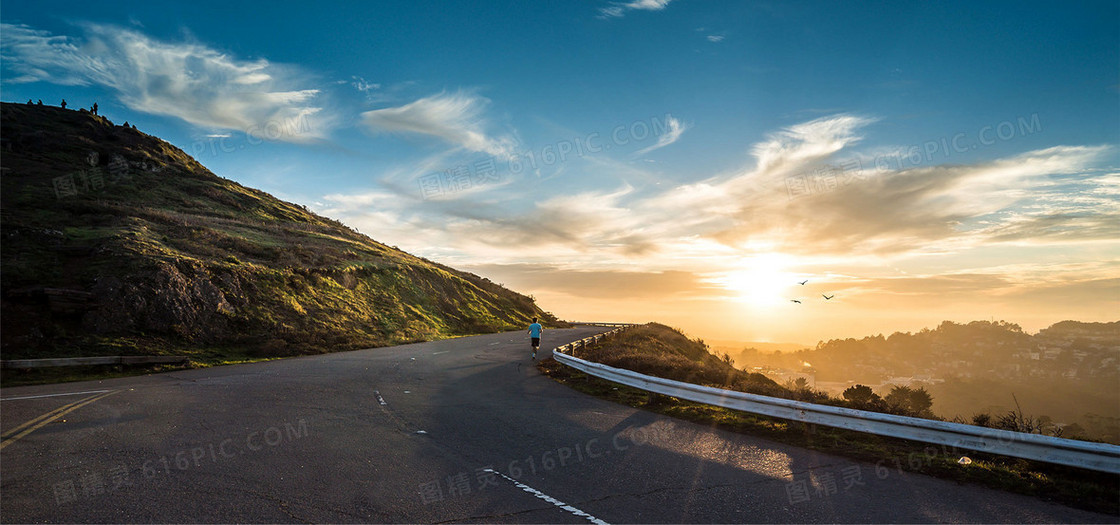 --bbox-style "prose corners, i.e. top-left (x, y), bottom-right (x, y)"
top-left (0, 327), bottom-right (1113, 523)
